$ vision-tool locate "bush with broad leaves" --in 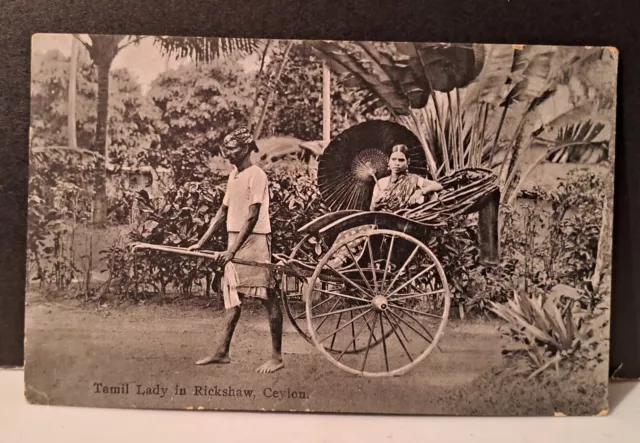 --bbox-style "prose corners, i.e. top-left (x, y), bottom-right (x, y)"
top-left (264, 161), bottom-right (329, 256)
top-left (489, 284), bottom-right (608, 381)
top-left (101, 160), bottom-right (326, 300)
